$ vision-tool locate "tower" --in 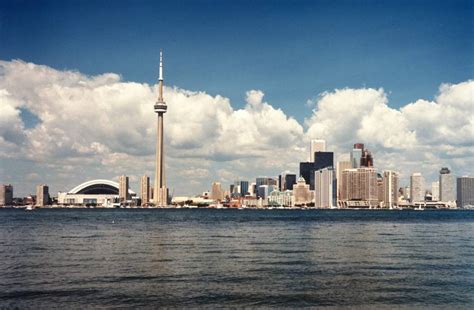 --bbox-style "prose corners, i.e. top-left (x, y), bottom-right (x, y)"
top-left (154, 50), bottom-right (168, 206)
